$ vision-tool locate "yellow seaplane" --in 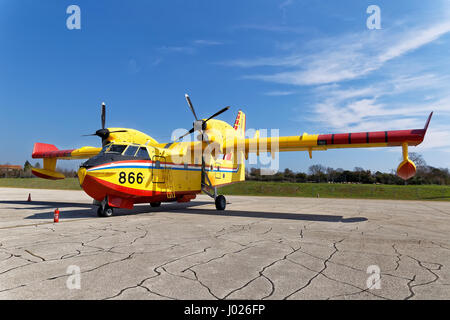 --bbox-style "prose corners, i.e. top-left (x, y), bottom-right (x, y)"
top-left (31, 95), bottom-right (432, 217)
